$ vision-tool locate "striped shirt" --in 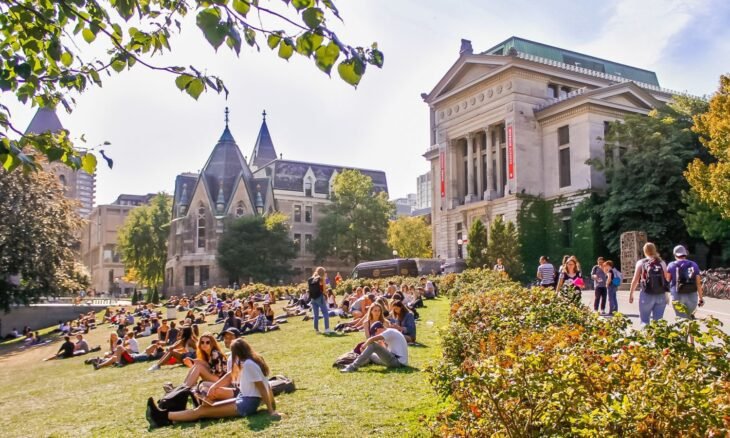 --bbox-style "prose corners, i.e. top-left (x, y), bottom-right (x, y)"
top-left (537, 263), bottom-right (556, 285)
